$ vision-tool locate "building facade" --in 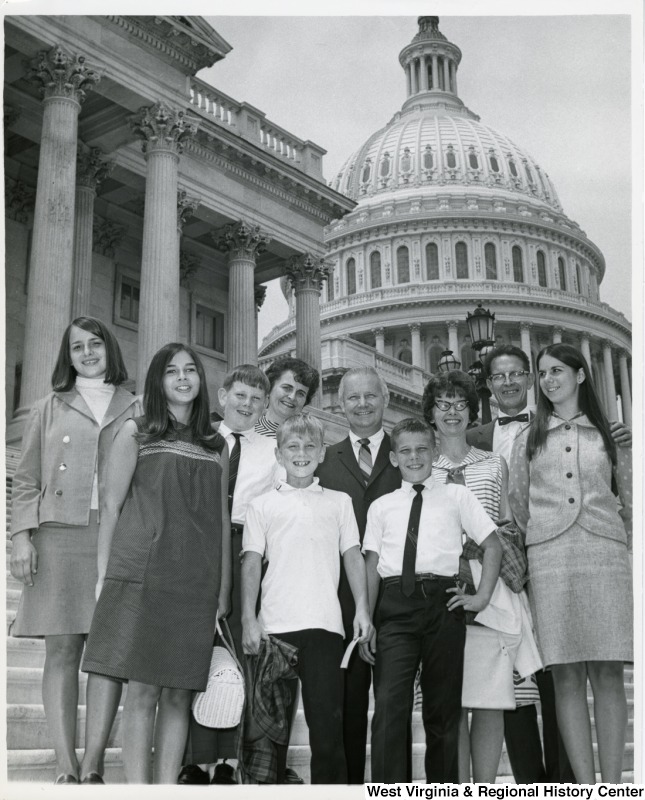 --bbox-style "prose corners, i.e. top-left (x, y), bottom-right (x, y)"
top-left (4, 15), bottom-right (354, 441)
top-left (259, 17), bottom-right (632, 426)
